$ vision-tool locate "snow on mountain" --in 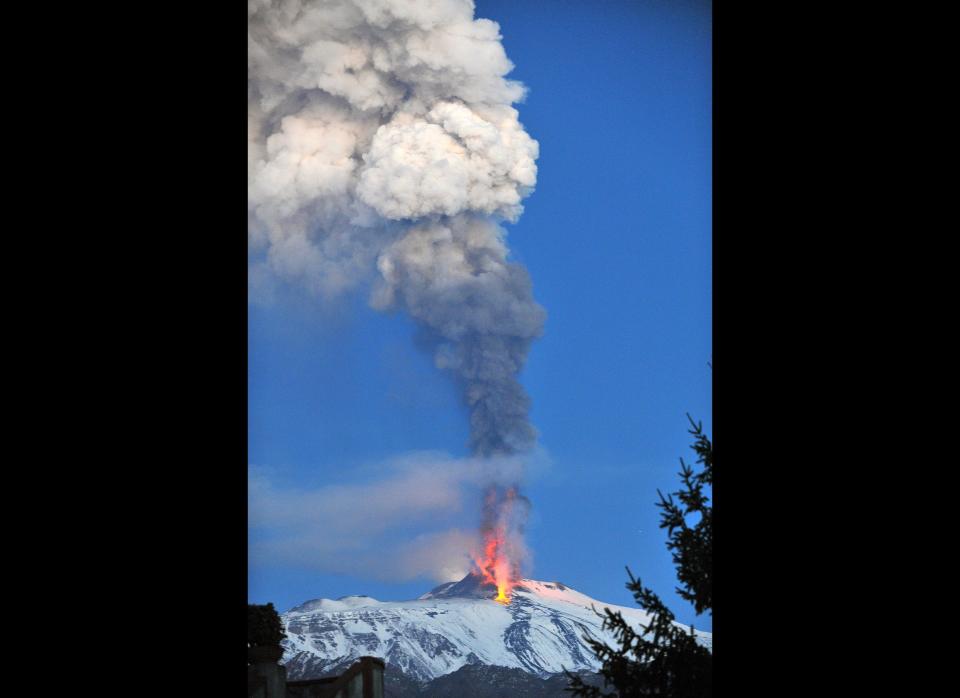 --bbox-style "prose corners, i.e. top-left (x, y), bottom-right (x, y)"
top-left (280, 573), bottom-right (712, 683)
